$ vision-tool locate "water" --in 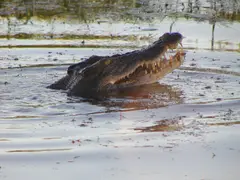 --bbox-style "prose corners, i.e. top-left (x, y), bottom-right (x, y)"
top-left (0, 0), bottom-right (240, 180)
